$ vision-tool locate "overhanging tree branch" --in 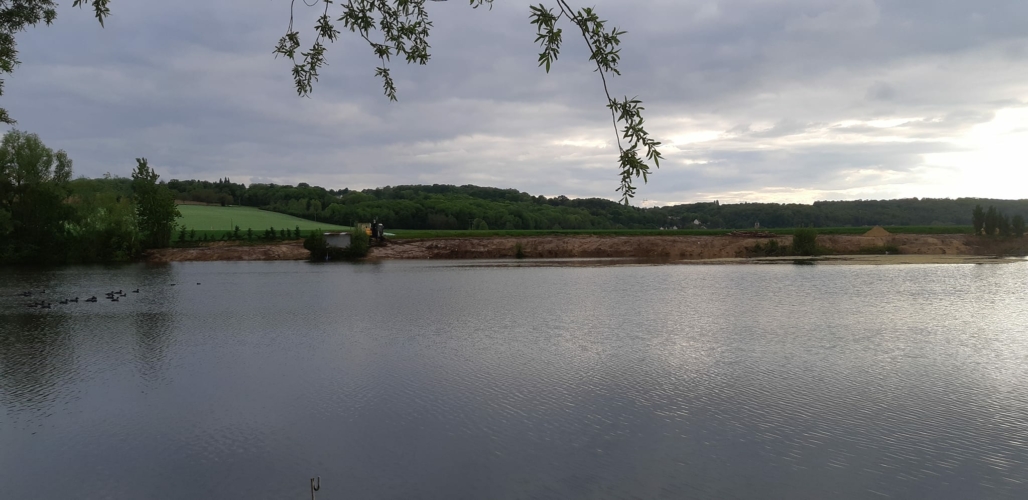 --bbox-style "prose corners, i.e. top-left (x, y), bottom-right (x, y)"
top-left (280, 0), bottom-right (662, 204)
